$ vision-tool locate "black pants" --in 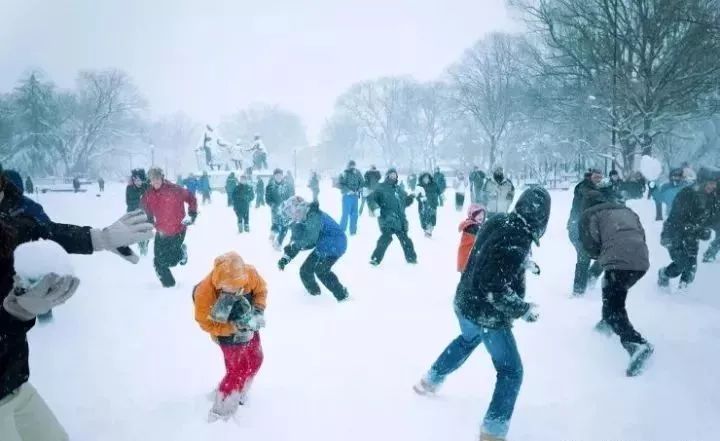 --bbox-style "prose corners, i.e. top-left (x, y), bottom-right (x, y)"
top-left (299, 251), bottom-right (347, 300)
top-left (704, 229), bottom-right (720, 261)
top-left (654, 200), bottom-right (664, 221)
top-left (234, 204), bottom-right (250, 230)
top-left (154, 231), bottom-right (186, 287)
top-left (371, 228), bottom-right (417, 263)
top-left (573, 241), bottom-right (603, 293)
top-left (602, 270), bottom-right (646, 345)
top-left (256, 195), bottom-right (265, 208)
top-left (419, 203), bottom-right (437, 230)
top-left (455, 193), bottom-right (465, 211)
top-left (665, 240), bottom-right (699, 284)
